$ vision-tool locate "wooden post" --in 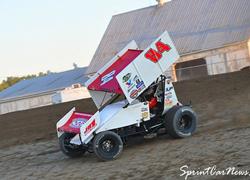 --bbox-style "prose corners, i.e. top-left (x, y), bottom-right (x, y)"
top-left (172, 63), bottom-right (177, 82)
top-left (248, 39), bottom-right (250, 62)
